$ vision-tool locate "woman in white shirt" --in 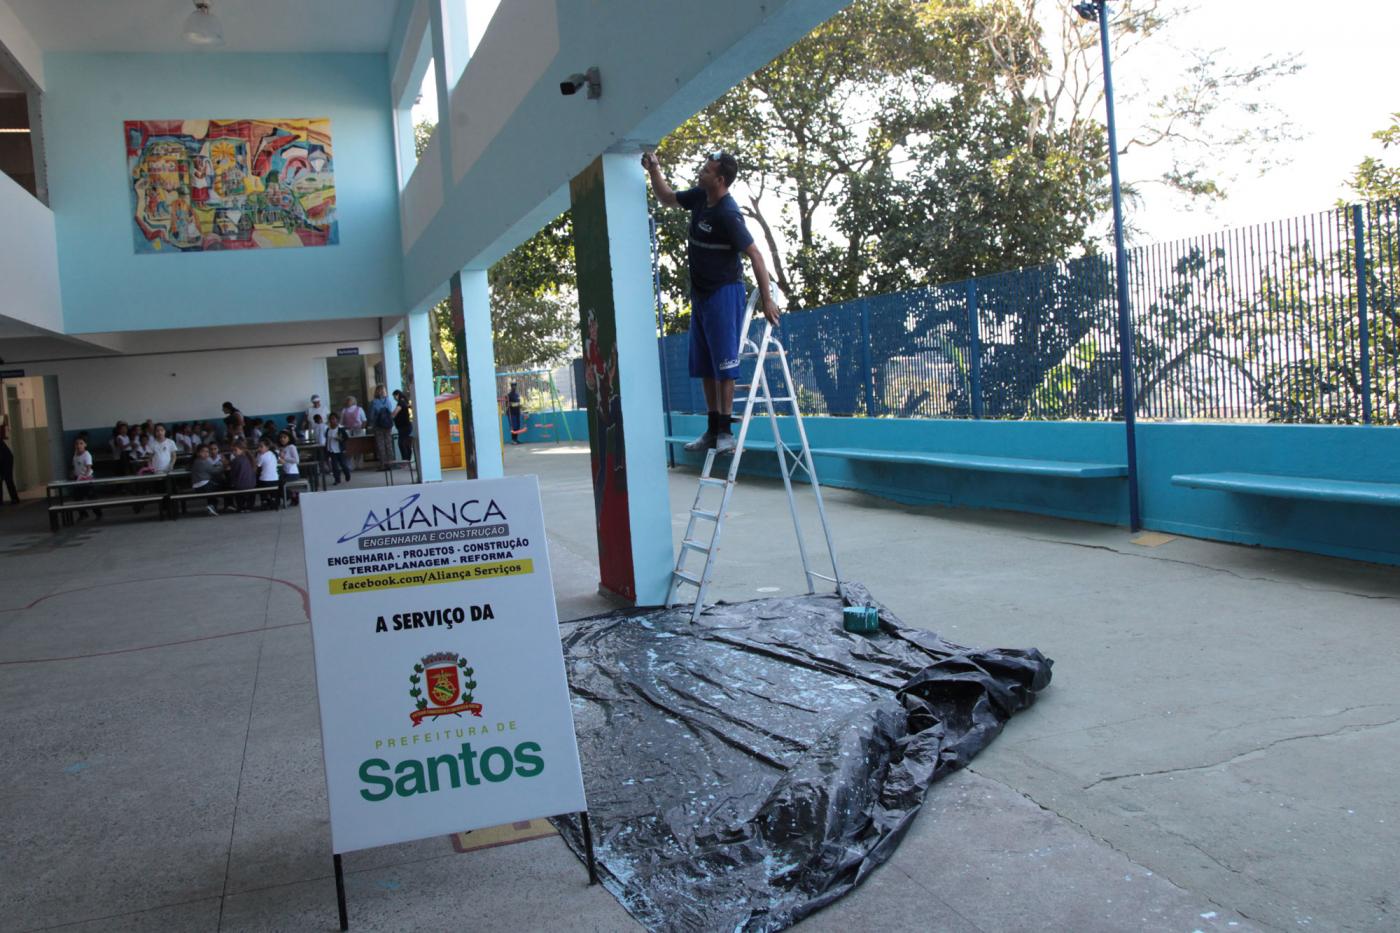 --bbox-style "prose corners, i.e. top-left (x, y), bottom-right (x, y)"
top-left (255, 438), bottom-right (280, 509)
